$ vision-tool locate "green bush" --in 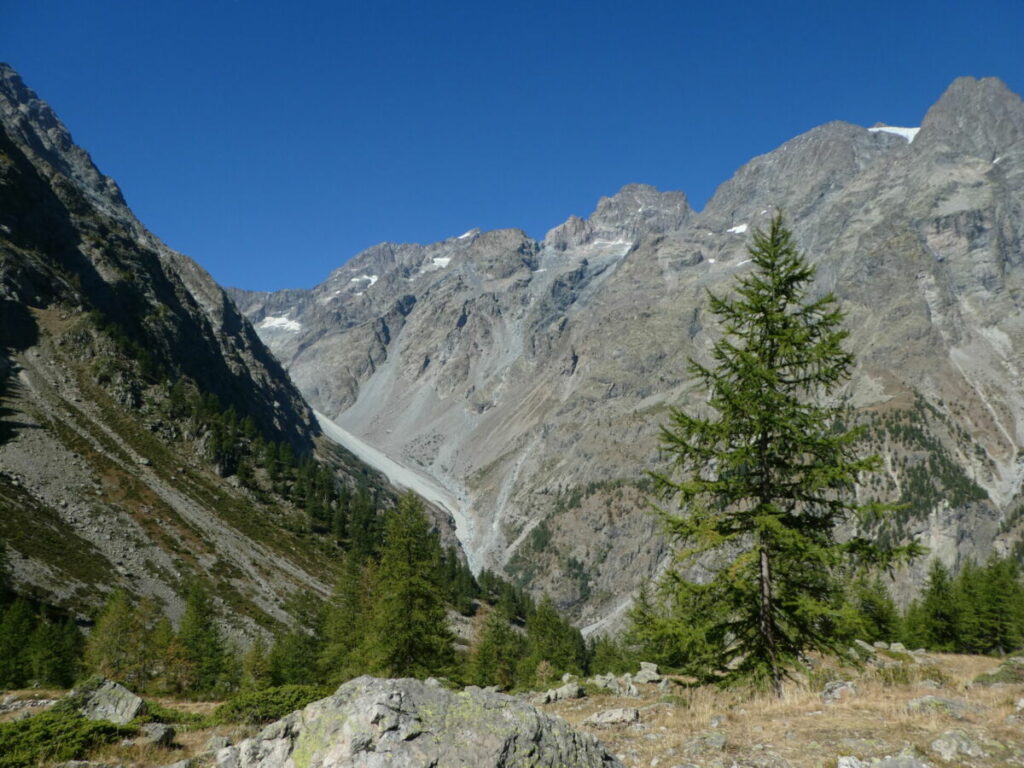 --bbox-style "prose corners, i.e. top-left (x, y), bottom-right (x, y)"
top-left (974, 658), bottom-right (1024, 686)
top-left (138, 698), bottom-right (207, 726)
top-left (0, 710), bottom-right (134, 768)
top-left (211, 684), bottom-right (331, 725)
